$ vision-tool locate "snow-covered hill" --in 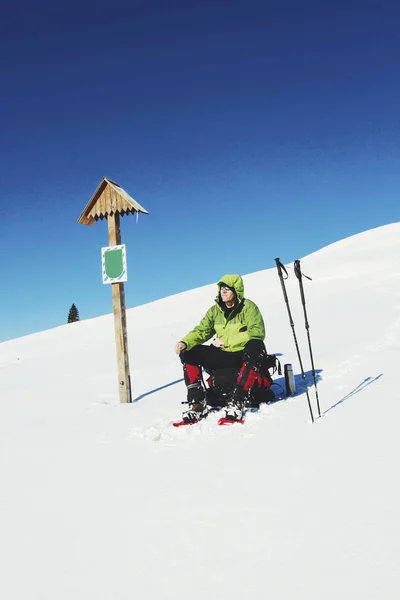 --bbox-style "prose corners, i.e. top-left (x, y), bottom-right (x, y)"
top-left (1, 223), bottom-right (400, 599)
